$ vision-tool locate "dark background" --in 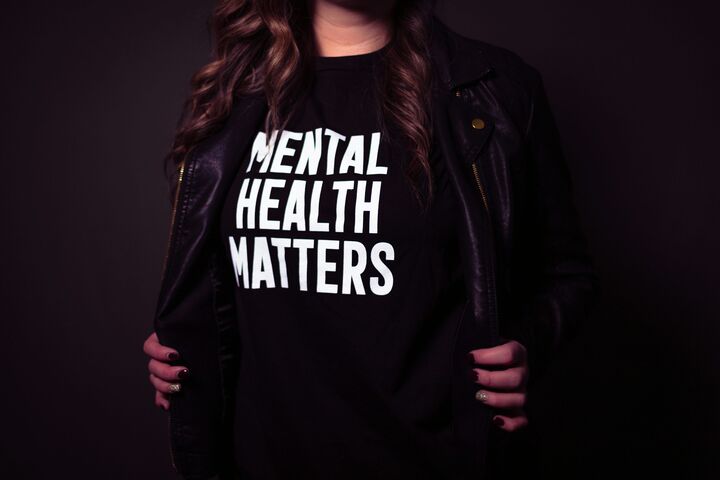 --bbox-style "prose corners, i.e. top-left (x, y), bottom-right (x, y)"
top-left (1, 1), bottom-right (718, 478)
